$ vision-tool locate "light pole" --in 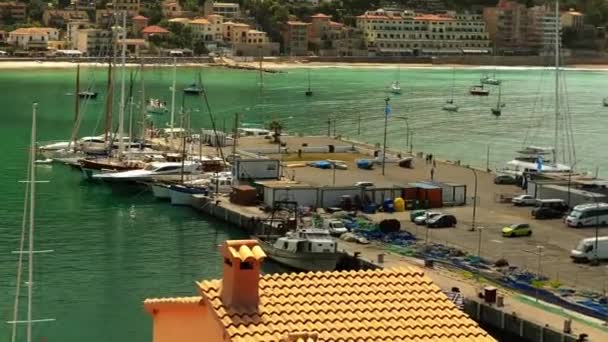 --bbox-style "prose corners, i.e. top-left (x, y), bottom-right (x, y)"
top-left (469, 167), bottom-right (478, 231)
top-left (592, 196), bottom-right (600, 266)
top-left (475, 226), bottom-right (484, 284)
top-left (382, 97), bottom-right (390, 176)
top-left (536, 245), bottom-right (544, 302)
